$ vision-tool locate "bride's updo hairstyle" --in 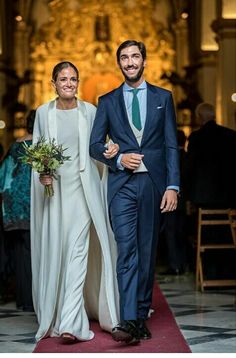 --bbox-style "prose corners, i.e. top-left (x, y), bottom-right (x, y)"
top-left (52, 61), bottom-right (79, 82)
